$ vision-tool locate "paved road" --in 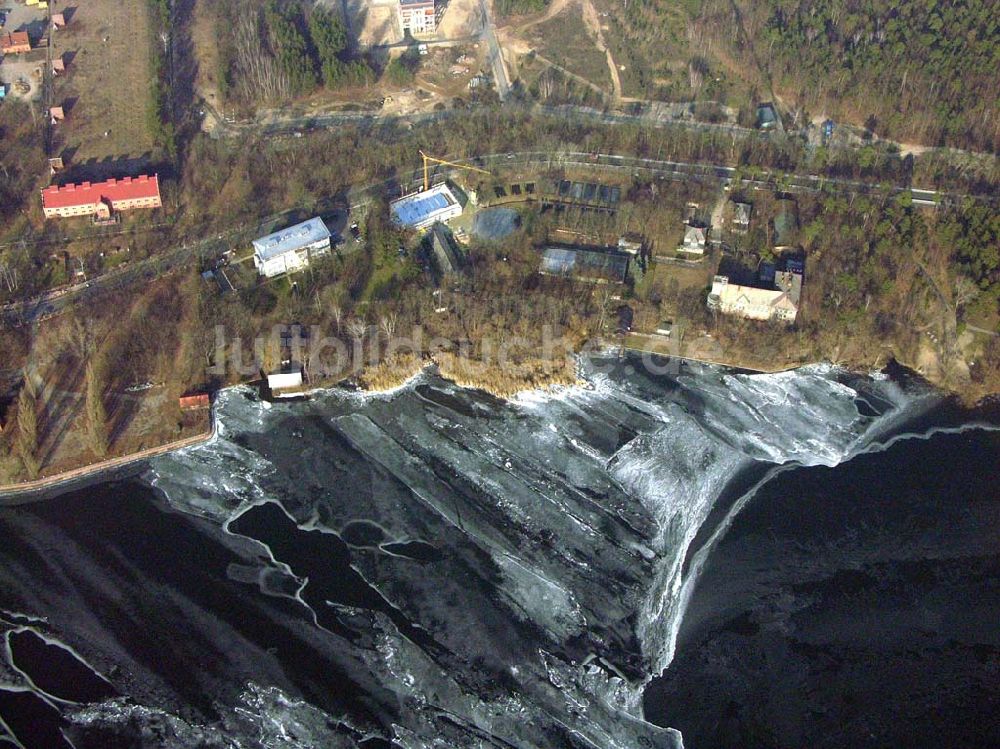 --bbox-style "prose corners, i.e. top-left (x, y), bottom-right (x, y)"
top-left (213, 102), bottom-right (994, 209)
top-left (0, 148), bottom-right (982, 328)
top-left (453, 150), bottom-right (949, 205)
top-left (0, 207), bottom-right (346, 328)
